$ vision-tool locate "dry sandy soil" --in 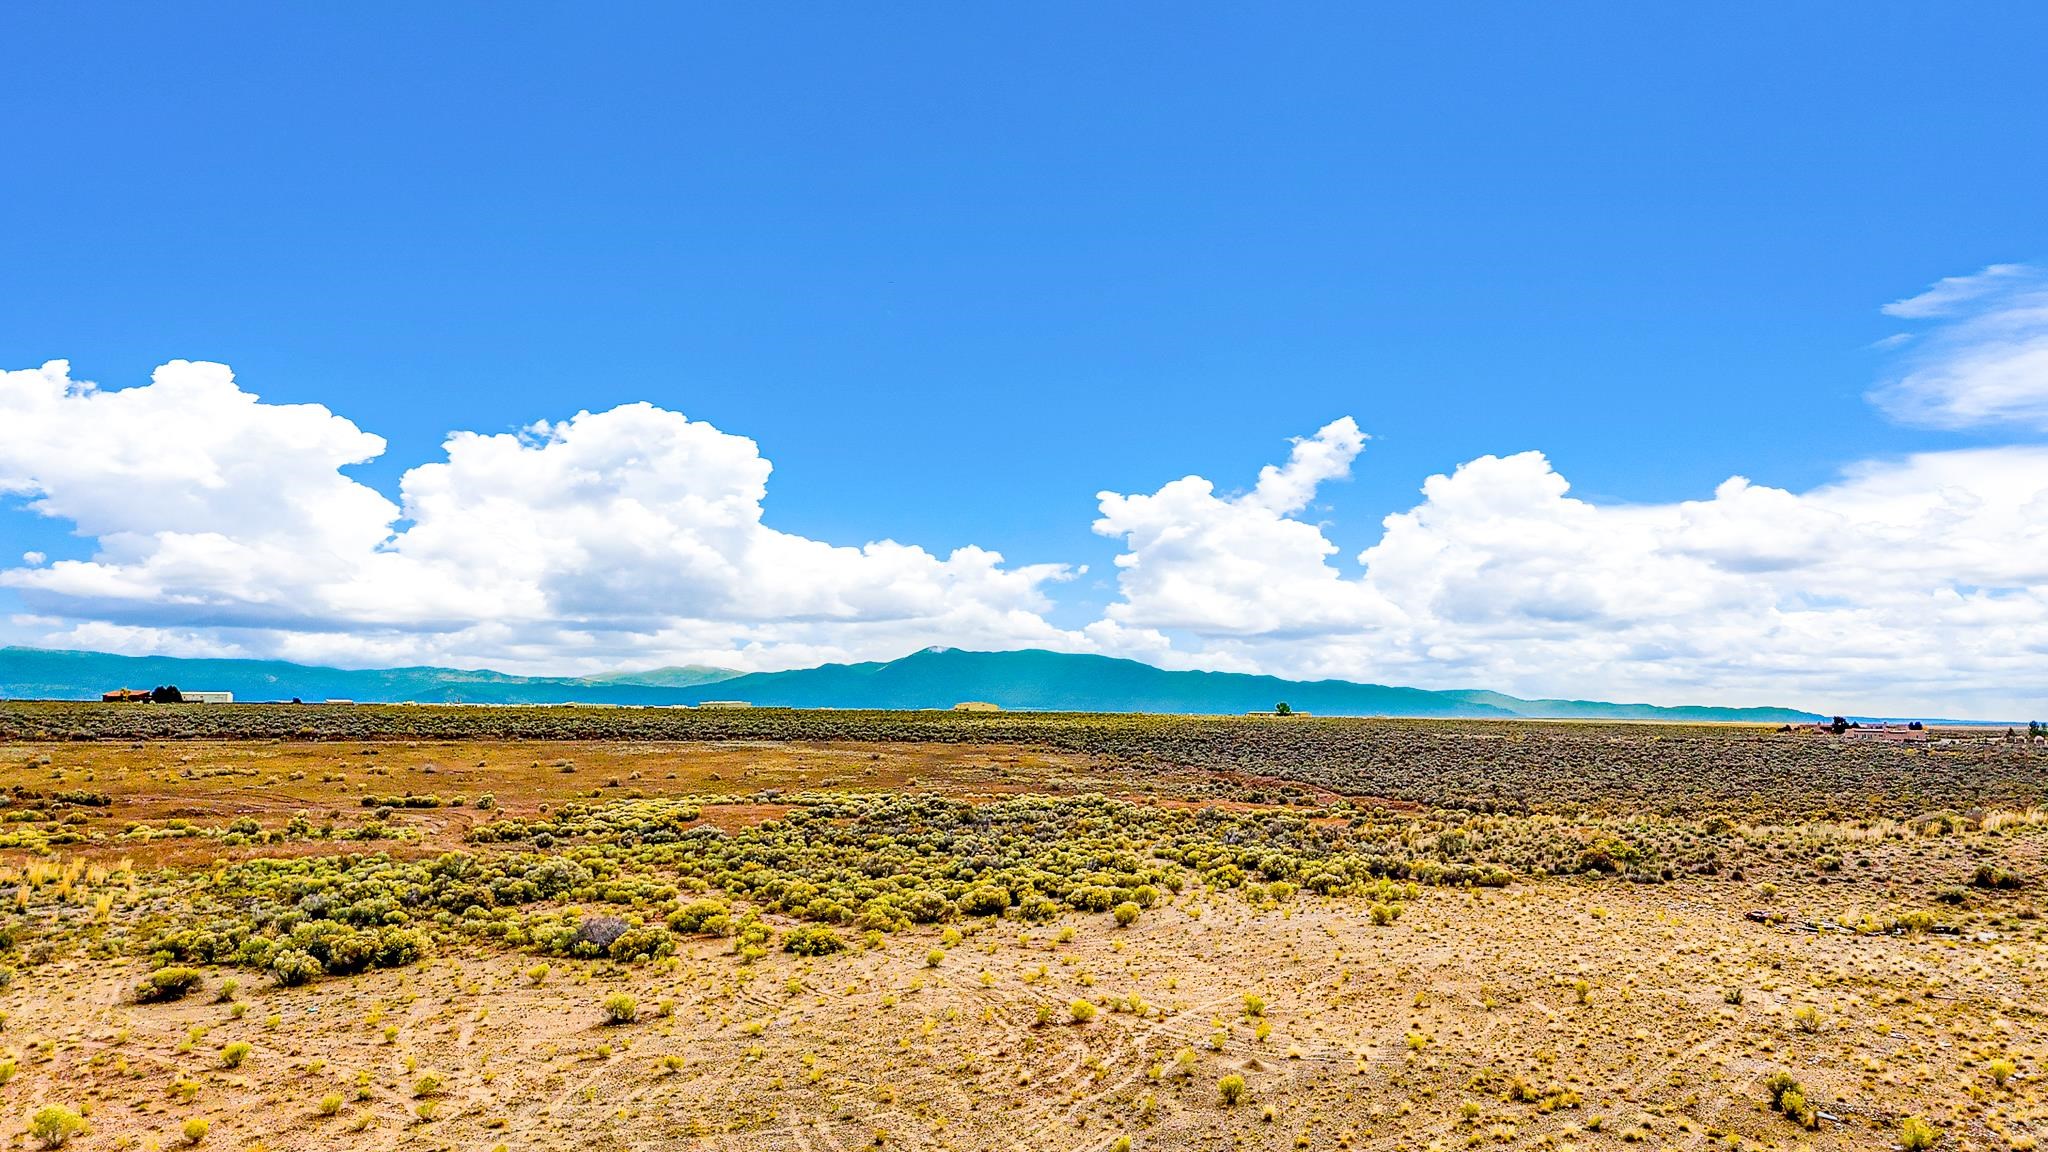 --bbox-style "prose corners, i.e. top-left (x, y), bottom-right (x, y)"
top-left (0, 735), bottom-right (2041, 1152)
